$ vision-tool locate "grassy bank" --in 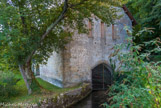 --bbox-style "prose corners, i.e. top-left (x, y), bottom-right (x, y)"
top-left (6, 74), bottom-right (81, 104)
